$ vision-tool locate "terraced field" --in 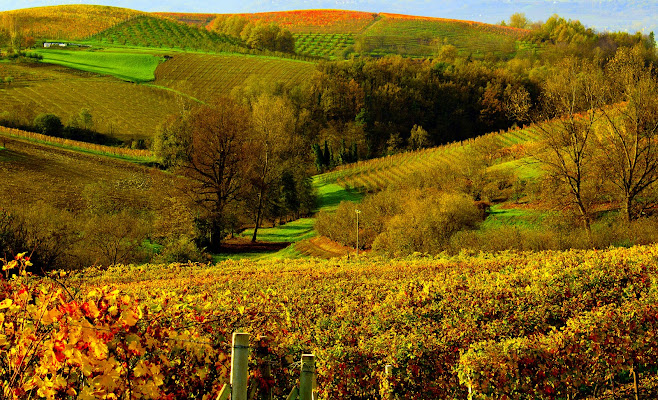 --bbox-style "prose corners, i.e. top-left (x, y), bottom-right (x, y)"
top-left (89, 15), bottom-right (244, 53)
top-left (153, 53), bottom-right (316, 102)
top-left (0, 5), bottom-right (142, 40)
top-left (0, 63), bottom-right (184, 140)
